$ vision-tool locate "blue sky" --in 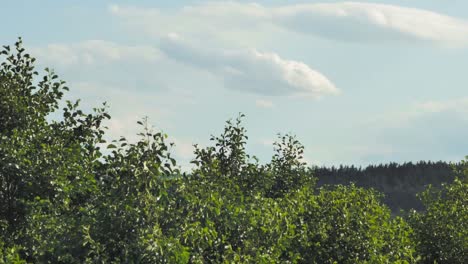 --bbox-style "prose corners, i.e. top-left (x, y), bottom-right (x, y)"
top-left (3, 1), bottom-right (468, 170)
